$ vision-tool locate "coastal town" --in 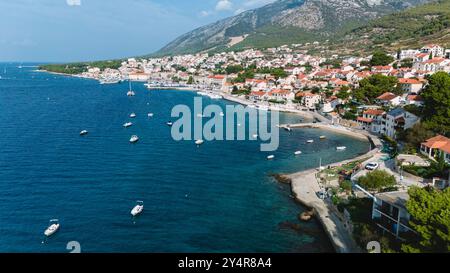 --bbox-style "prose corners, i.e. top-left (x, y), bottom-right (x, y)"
top-left (44, 42), bottom-right (450, 253)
